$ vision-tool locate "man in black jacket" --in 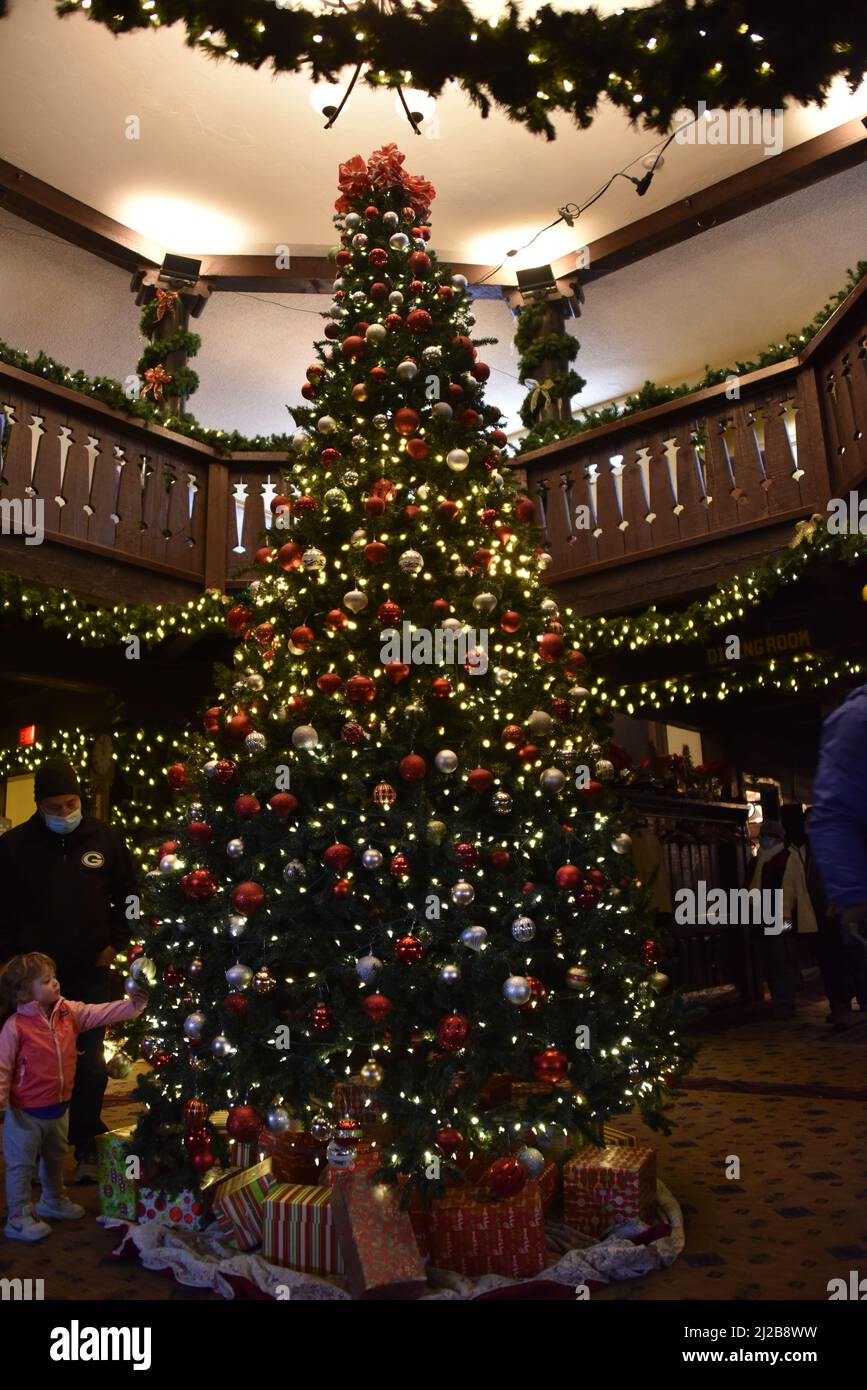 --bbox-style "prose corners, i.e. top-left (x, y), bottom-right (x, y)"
top-left (0, 758), bottom-right (139, 1180)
